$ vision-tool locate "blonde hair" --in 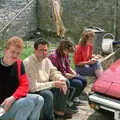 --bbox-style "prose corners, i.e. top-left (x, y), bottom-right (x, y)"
top-left (5, 36), bottom-right (24, 49)
top-left (79, 30), bottom-right (95, 46)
